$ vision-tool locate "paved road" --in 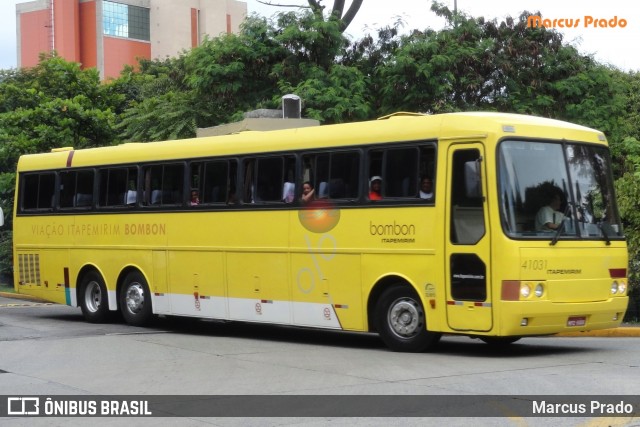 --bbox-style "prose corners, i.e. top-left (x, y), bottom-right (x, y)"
top-left (0, 294), bottom-right (639, 427)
